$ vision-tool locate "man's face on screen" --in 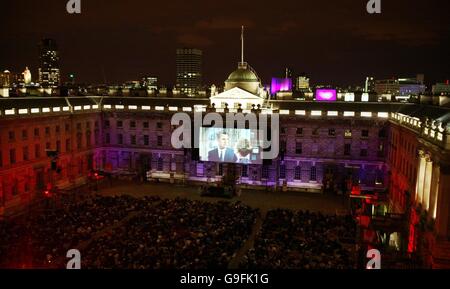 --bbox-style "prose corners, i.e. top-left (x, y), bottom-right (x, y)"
top-left (217, 134), bottom-right (229, 149)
